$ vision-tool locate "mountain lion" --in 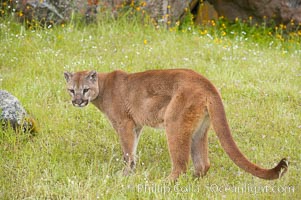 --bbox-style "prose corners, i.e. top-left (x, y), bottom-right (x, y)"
top-left (64, 69), bottom-right (288, 180)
